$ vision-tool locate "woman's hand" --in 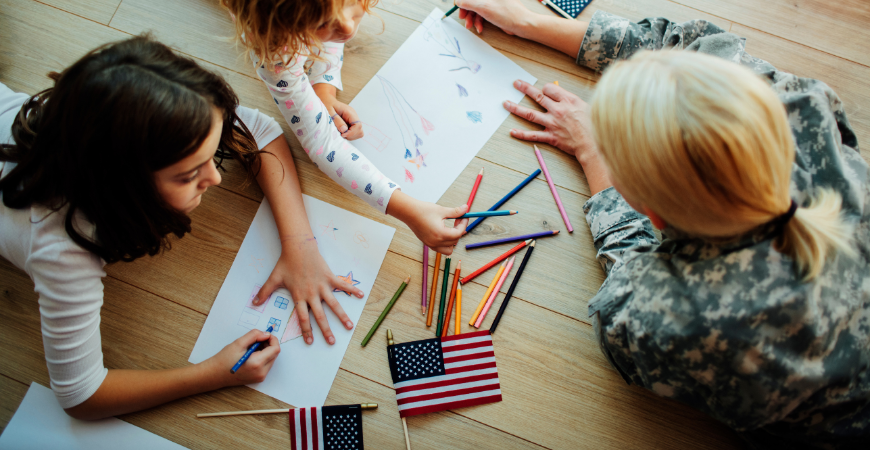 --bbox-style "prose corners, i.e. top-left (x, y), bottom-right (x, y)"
top-left (252, 238), bottom-right (362, 345)
top-left (332, 100), bottom-right (364, 141)
top-left (208, 328), bottom-right (281, 386)
top-left (386, 190), bottom-right (468, 254)
top-left (456, 0), bottom-right (533, 35)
